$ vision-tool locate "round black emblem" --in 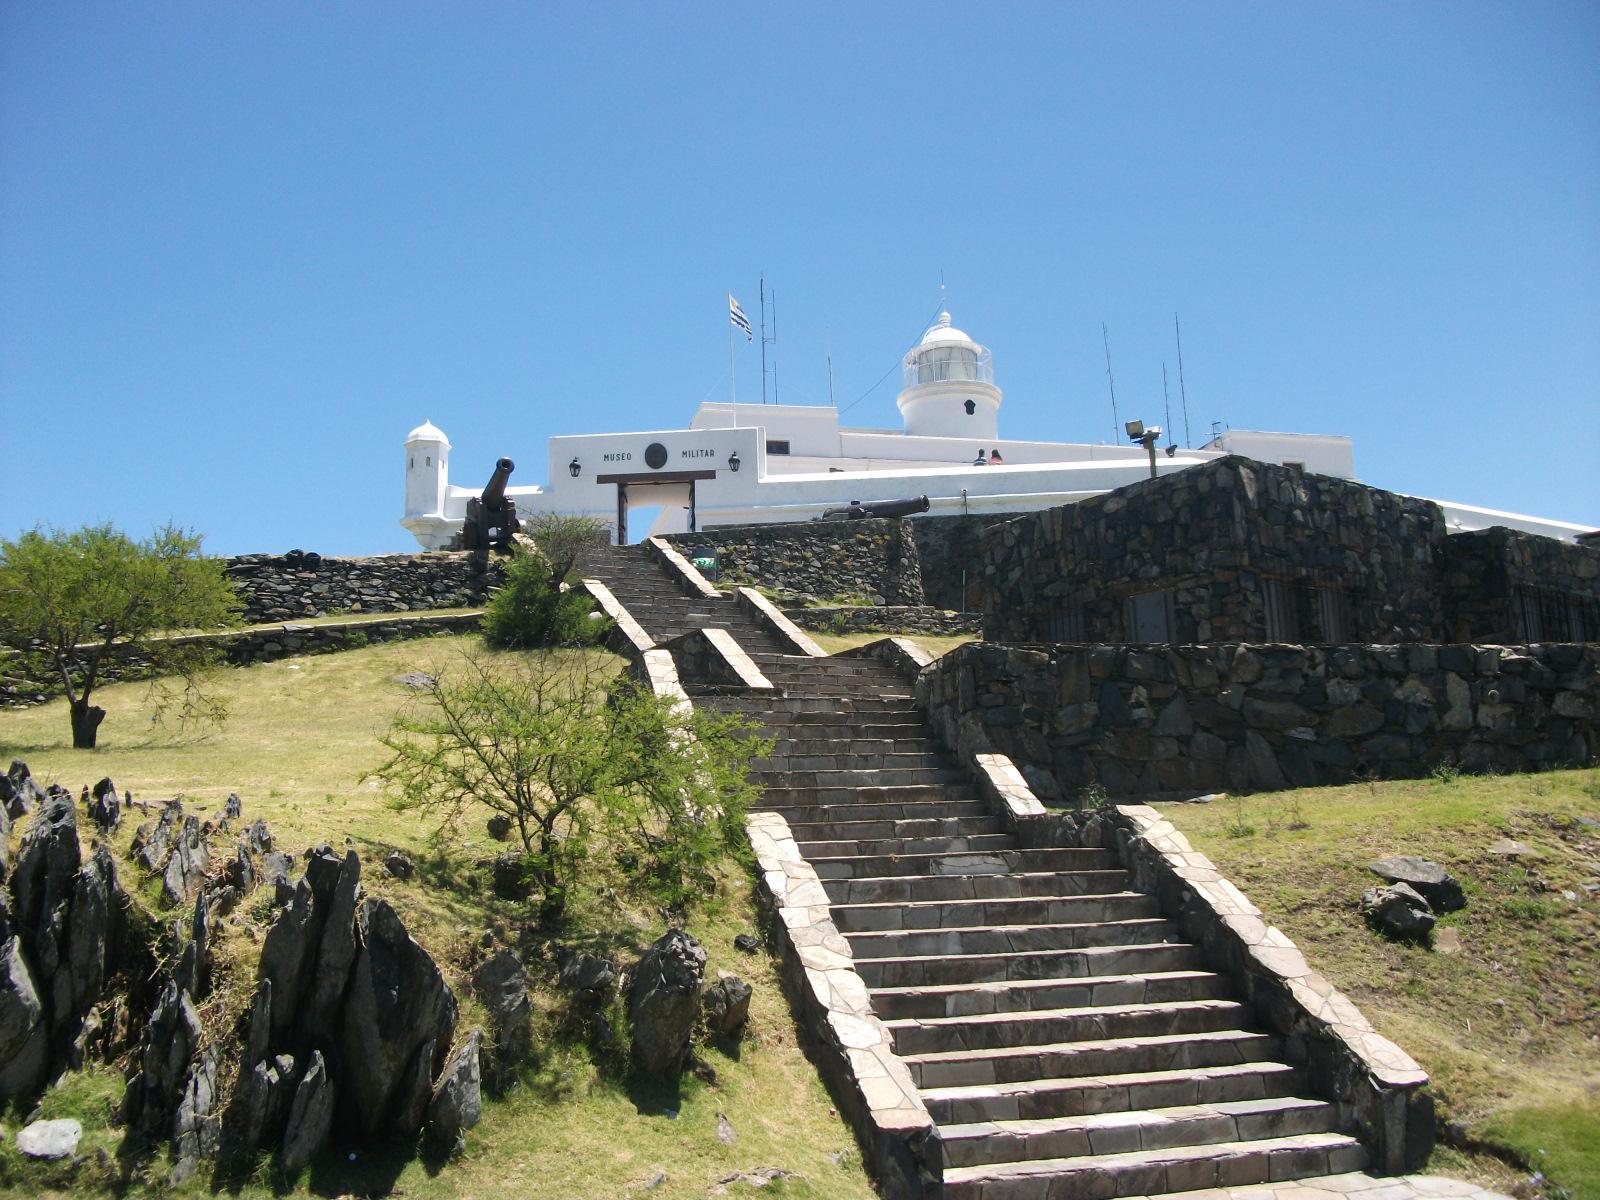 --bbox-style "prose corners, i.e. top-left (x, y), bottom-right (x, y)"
top-left (645, 442), bottom-right (668, 469)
